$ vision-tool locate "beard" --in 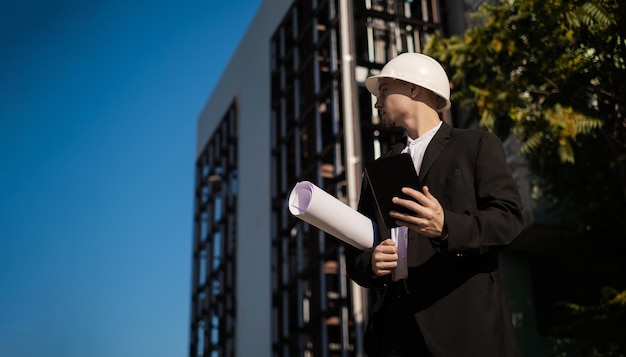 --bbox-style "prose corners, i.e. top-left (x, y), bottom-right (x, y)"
top-left (382, 114), bottom-right (396, 128)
